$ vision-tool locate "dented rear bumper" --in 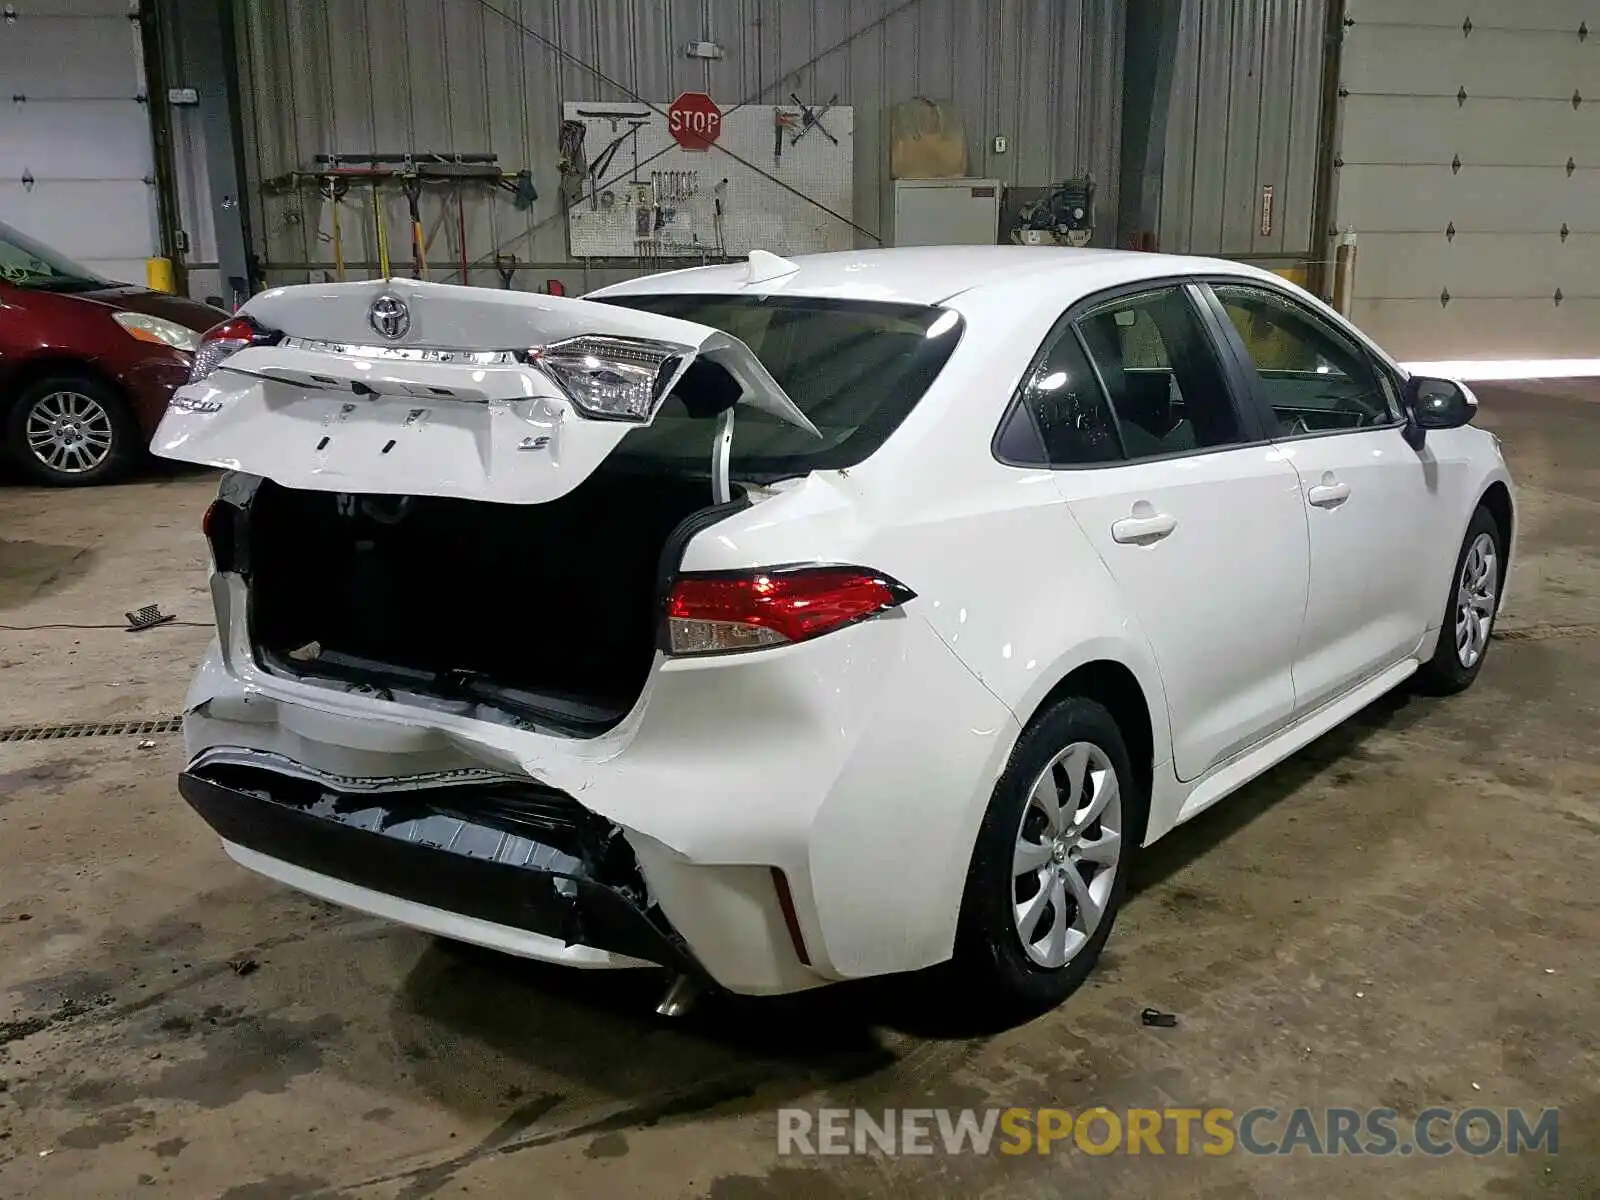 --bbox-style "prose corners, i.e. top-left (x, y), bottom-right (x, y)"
top-left (179, 759), bottom-right (703, 977)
